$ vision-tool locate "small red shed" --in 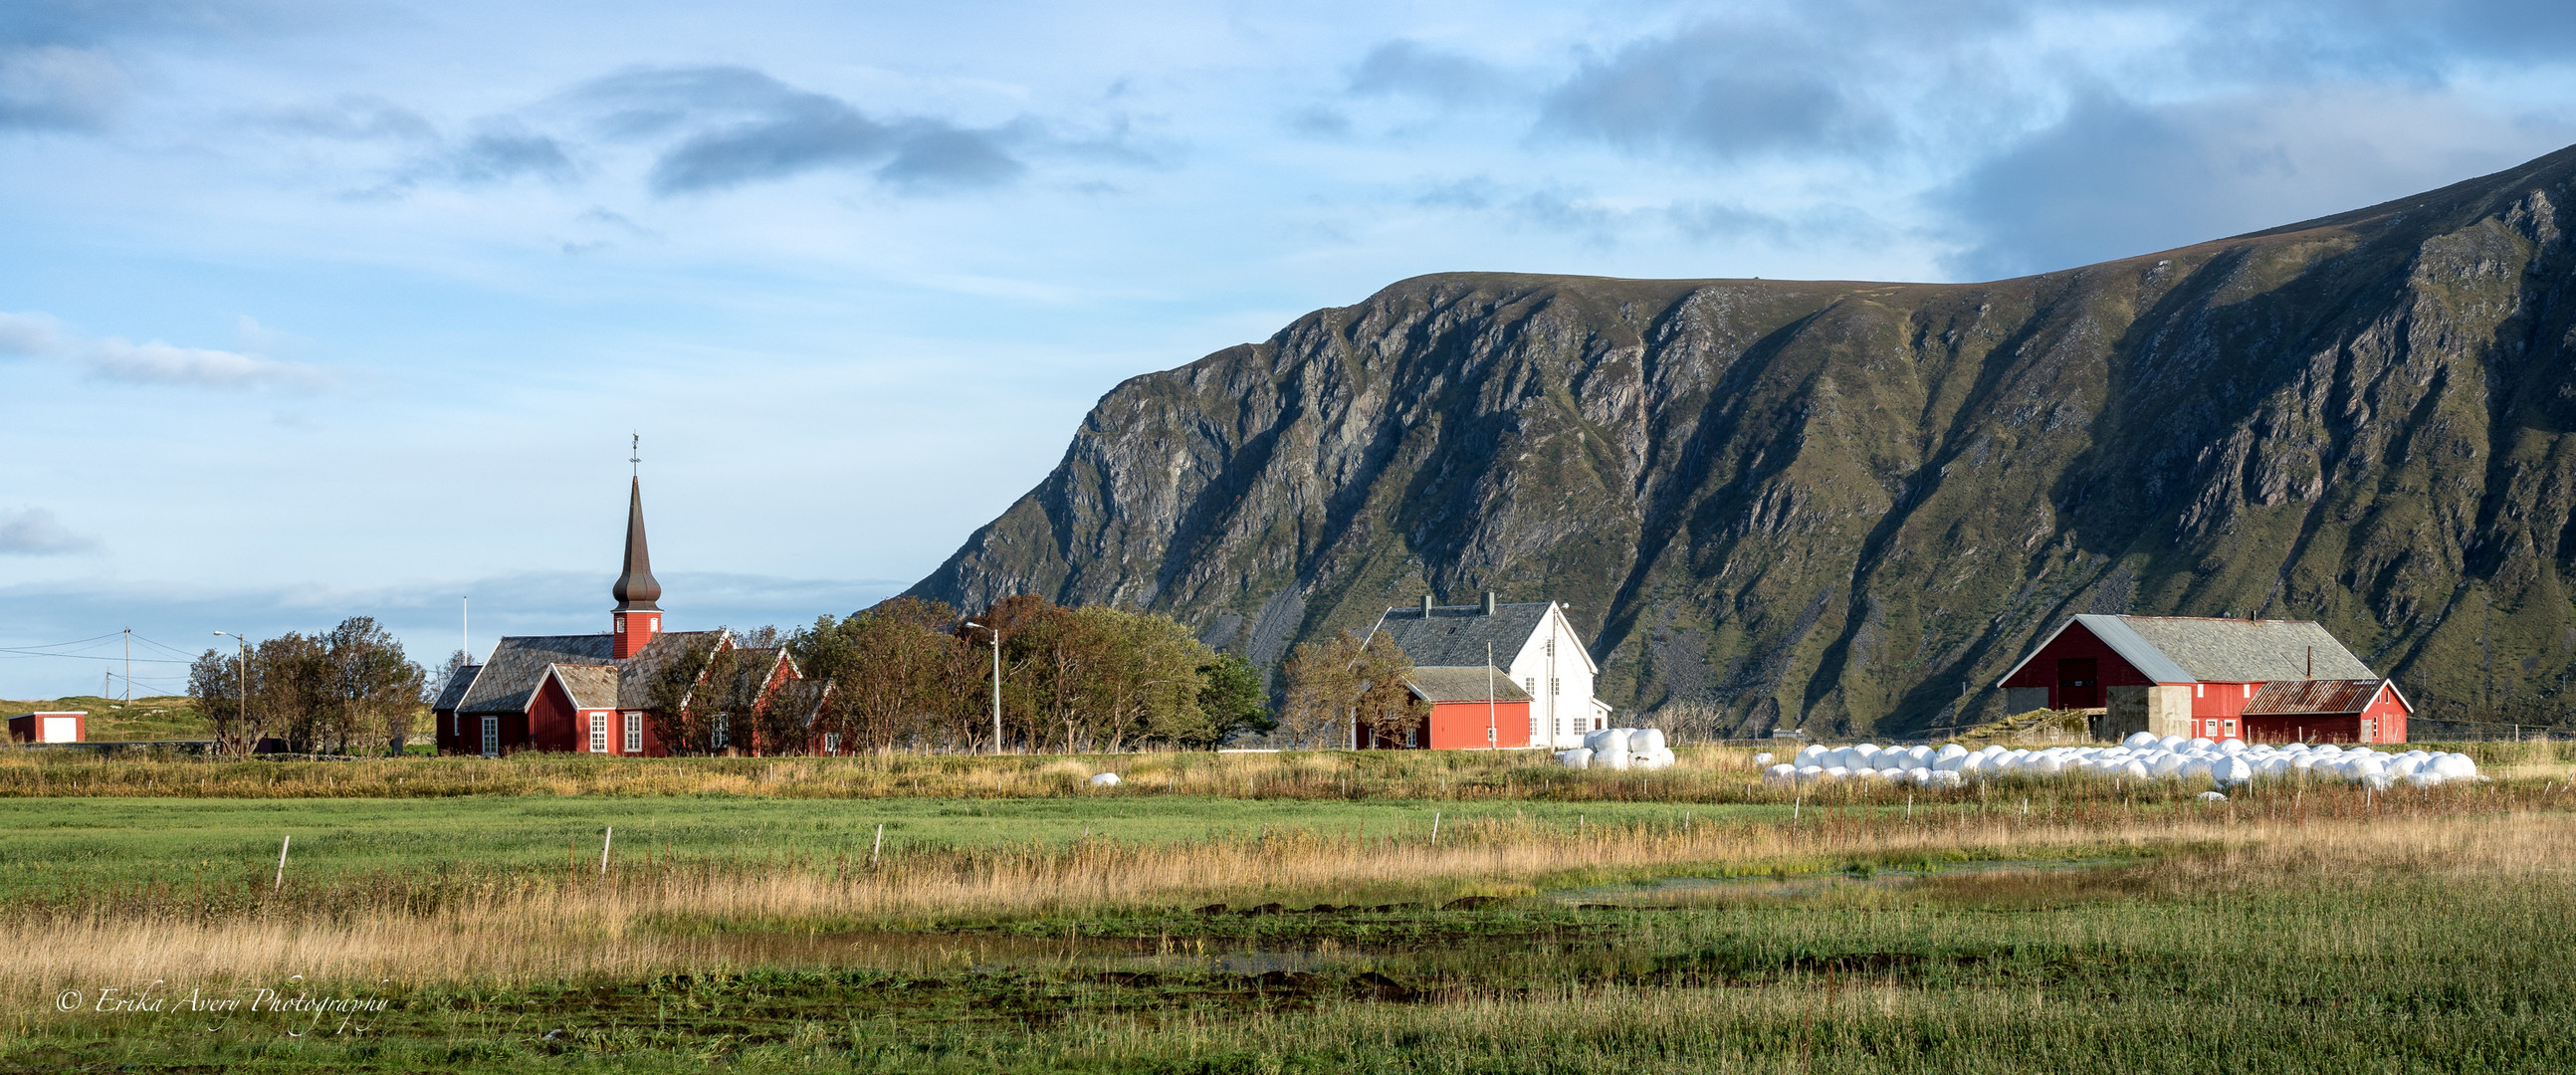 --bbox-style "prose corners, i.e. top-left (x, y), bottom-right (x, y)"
top-left (1361, 666), bottom-right (1532, 750)
top-left (6, 711), bottom-right (87, 744)
top-left (1997, 615), bottom-right (2410, 744)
